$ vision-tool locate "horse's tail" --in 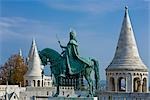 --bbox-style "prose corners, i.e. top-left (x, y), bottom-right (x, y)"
top-left (92, 59), bottom-right (100, 90)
